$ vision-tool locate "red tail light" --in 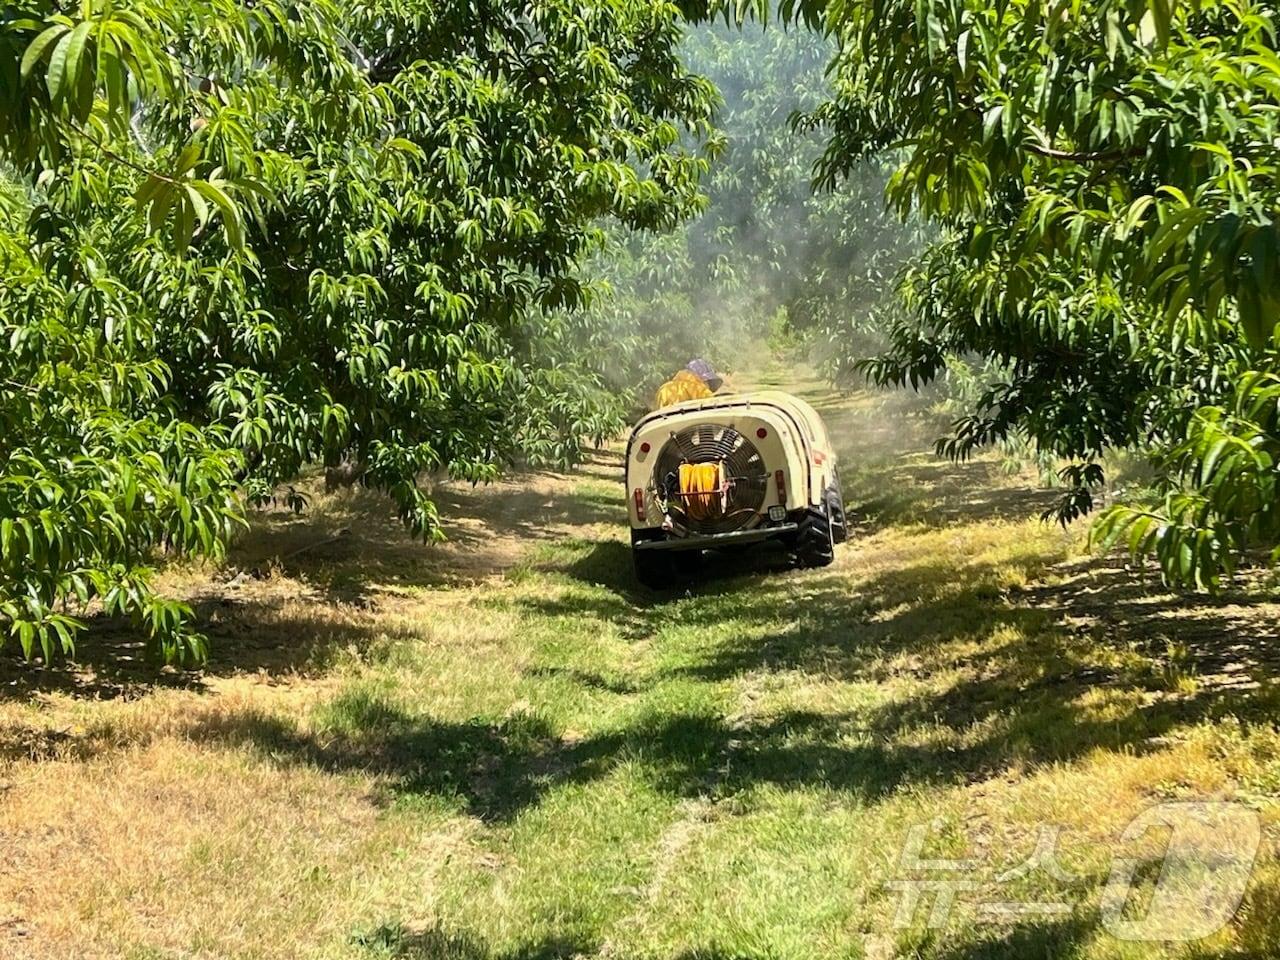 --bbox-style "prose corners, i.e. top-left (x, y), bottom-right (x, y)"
top-left (633, 487), bottom-right (646, 521)
top-left (774, 469), bottom-right (786, 507)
